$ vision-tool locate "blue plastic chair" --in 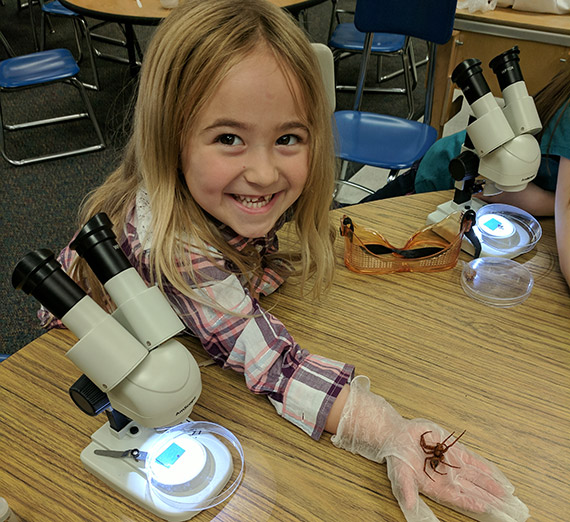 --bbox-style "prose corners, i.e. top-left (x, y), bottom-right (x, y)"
top-left (328, 0), bottom-right (422, 120)
top-left (37, 0), bottom-right (101, 90)
top-left (0, 48), bottom-right (106, 166)
top-left (334, 0), bottom-right (457, 196)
